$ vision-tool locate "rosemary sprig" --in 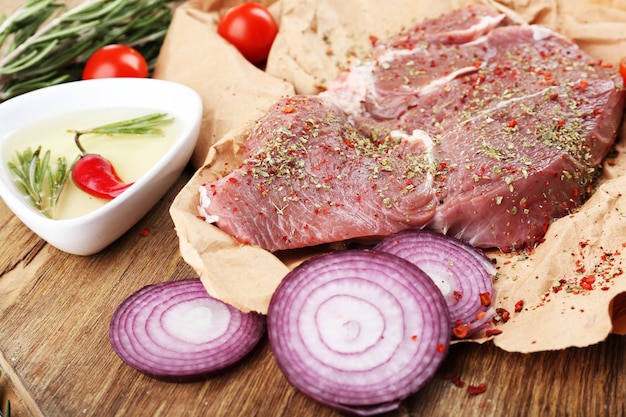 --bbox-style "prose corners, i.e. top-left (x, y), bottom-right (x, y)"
top-left (0, 0), bottom-right (175, 102)
top-left (73, 112), bottom-right (174, 136)
top-left (72, 112), bottom-right (173, 154)
top-left (7, 112), bottom-right (173, 218)
top-left (7, 146), bottom-right (72, 218)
